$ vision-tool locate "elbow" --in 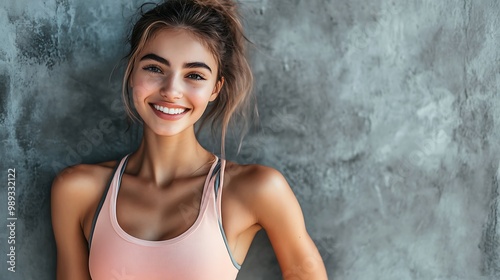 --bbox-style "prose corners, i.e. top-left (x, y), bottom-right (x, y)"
top-left (282, 255), bottom-right (328, 280)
